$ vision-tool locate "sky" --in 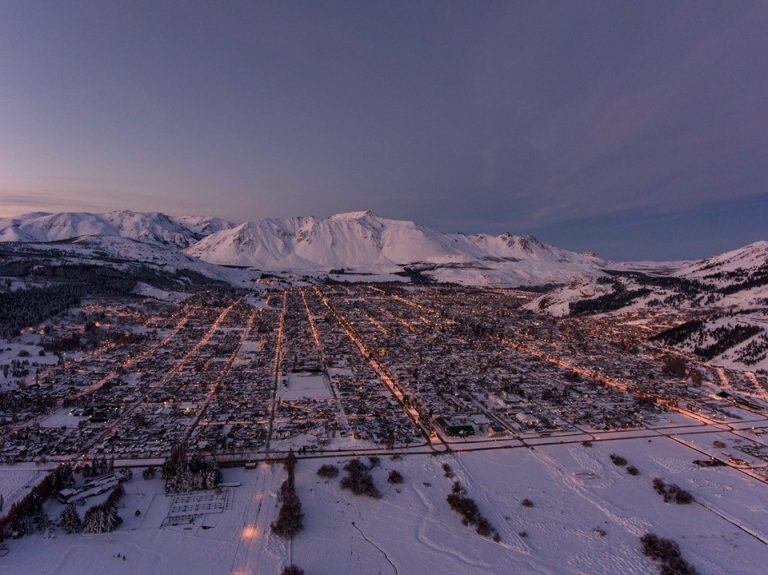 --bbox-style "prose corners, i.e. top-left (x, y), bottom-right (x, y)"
top-left (0, 1), bottom-right (766, 260)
